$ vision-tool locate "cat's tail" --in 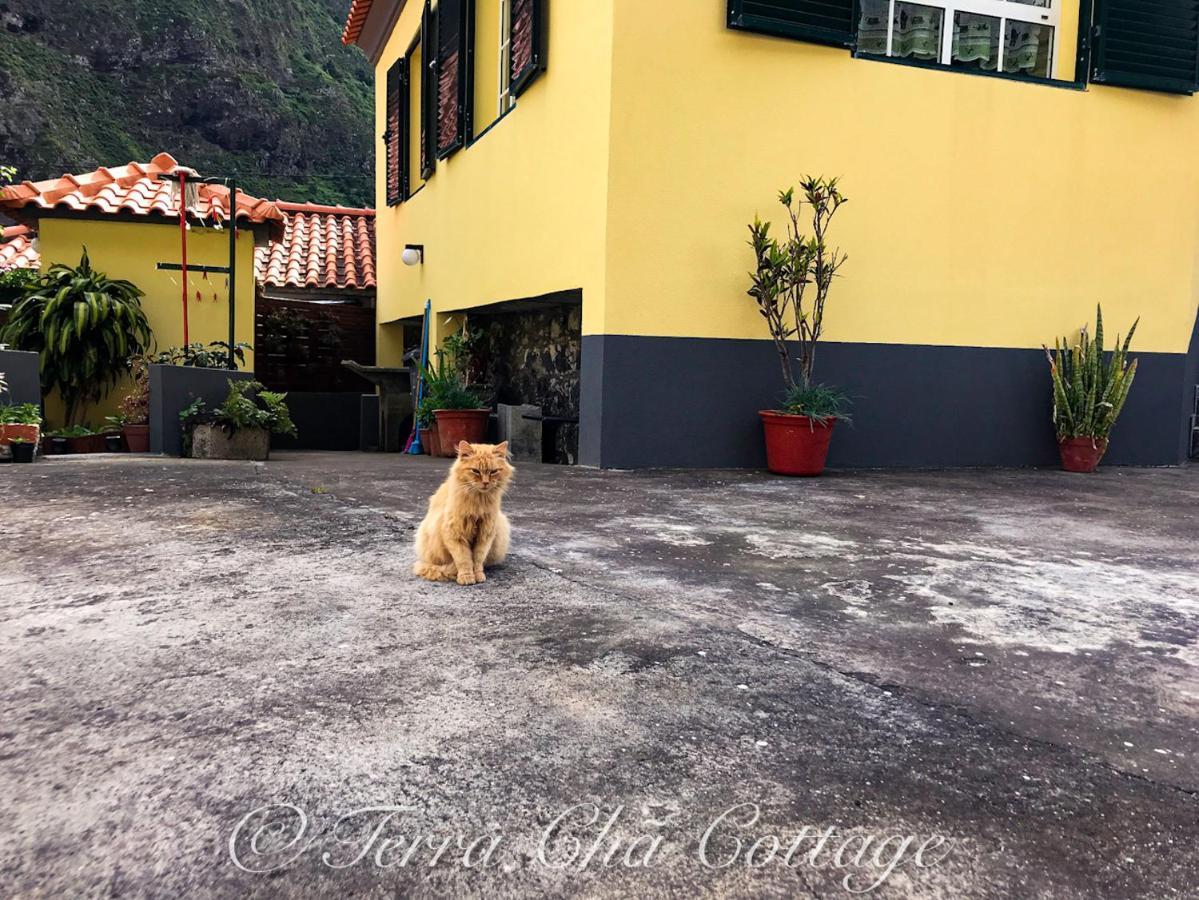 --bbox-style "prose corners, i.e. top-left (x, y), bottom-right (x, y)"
top-left (413, 561), bottom-right (456, 582)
